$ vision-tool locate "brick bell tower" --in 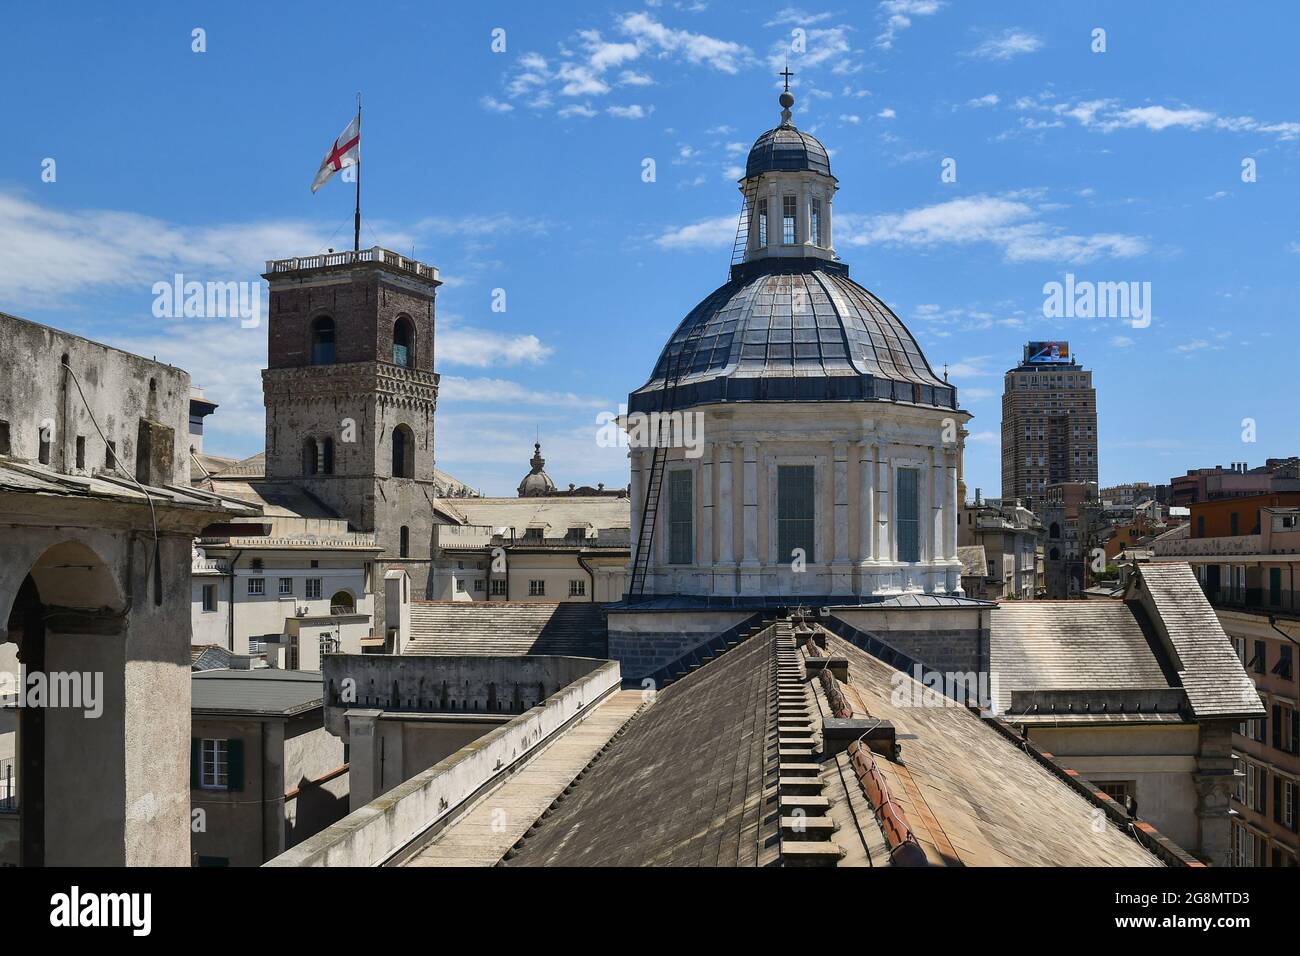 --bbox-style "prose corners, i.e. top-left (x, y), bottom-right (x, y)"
top-left (261, 248), bottom-right (443, 636)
